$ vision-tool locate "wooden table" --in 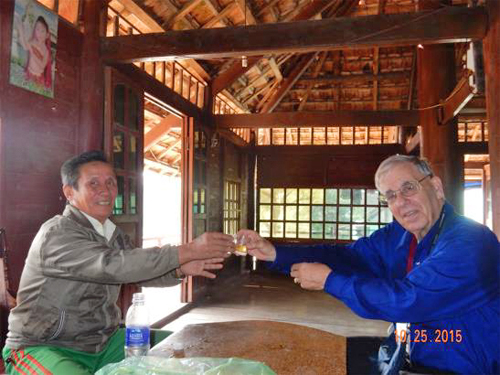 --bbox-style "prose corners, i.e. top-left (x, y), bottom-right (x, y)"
top-left (150, 320), bottom-right (346, 375)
